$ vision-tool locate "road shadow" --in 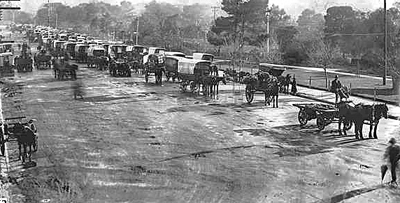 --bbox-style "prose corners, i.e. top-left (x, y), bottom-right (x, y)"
top-left (82, 95), bottom-right (130, 103)
top-left (351, 87), bottom-right (393, 96)
top-left (312, 184), bottom-right (385, 203)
